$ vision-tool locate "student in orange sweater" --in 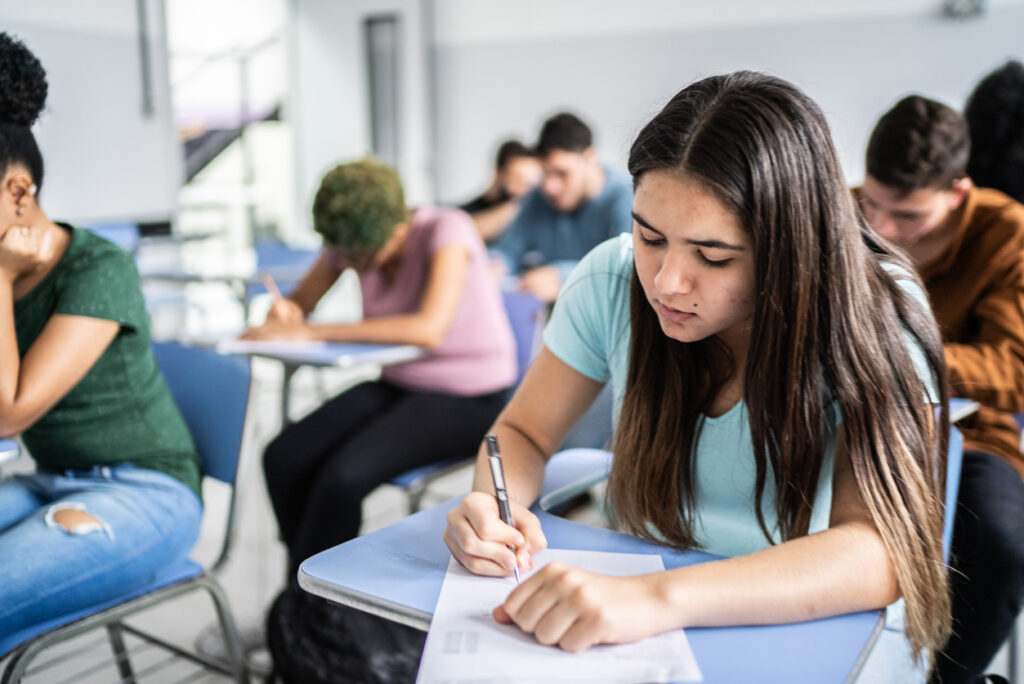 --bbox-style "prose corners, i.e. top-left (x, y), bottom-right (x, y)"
top-left (861, 95), bottom-right (1024, 684)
